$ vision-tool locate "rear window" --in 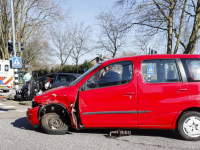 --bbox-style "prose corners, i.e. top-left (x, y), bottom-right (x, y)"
top-left (141, 59), bottom-right (181, 83)
top-left (181, 58), bottom-right (200, 82)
